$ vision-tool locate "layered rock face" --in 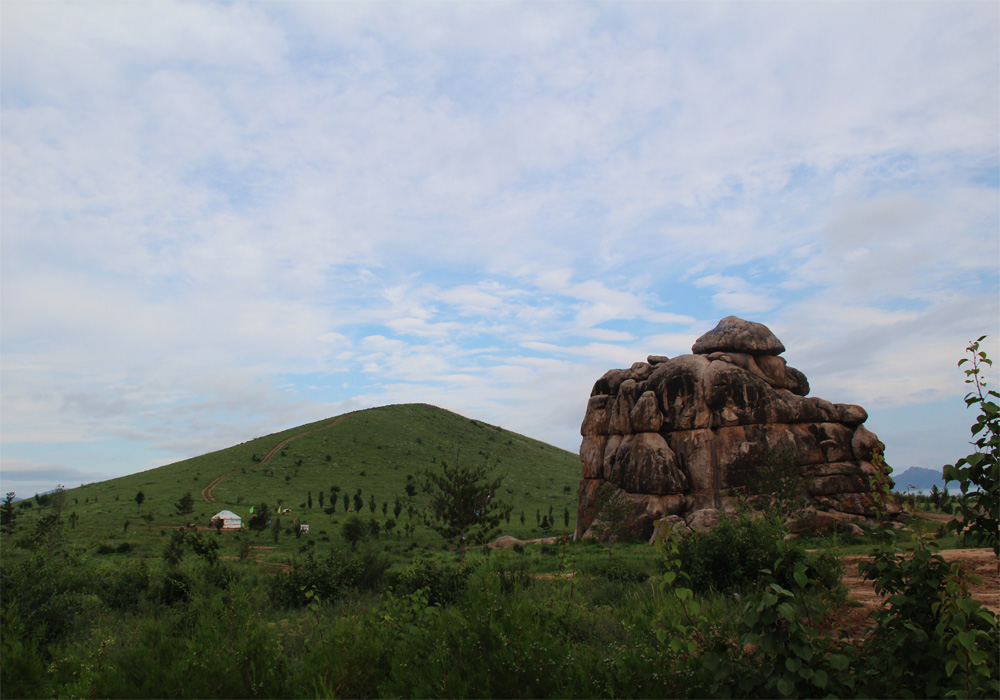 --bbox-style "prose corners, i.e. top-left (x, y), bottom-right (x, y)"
top-left (575, 316), bottom-right (898, 540)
